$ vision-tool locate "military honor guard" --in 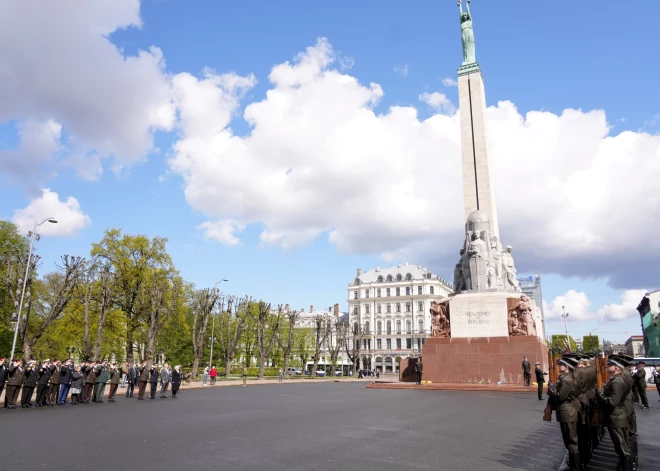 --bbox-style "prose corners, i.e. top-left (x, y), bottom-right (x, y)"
top-left (36, 360), bottom-right (51, 406)
top-left (5, 359), bottom-right (24, 409)
top-left (547, 354), bottom-right (581, 471)
top-left (137, 360), bottom-right (149, 400)
top-left (0, 356), bottom-right (8, 405)
top-left (47, 359), bottom-right (61, 406)
top-left (107, 363), bottom-right (121, 402)
top-left (633, 361), bottom-right (649, 409)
